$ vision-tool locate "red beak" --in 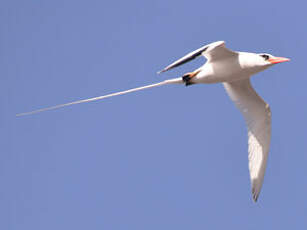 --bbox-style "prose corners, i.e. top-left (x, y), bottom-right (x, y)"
top-left (268, 57), bottom-right (290, 64)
